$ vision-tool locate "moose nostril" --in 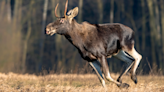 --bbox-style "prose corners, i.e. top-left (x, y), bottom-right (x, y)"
top-left (46, 31), bottom-right (49, 34)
